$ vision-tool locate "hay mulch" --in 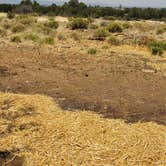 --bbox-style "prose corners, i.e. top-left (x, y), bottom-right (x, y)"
top-left (0, 92), bottom-right (166, 165)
